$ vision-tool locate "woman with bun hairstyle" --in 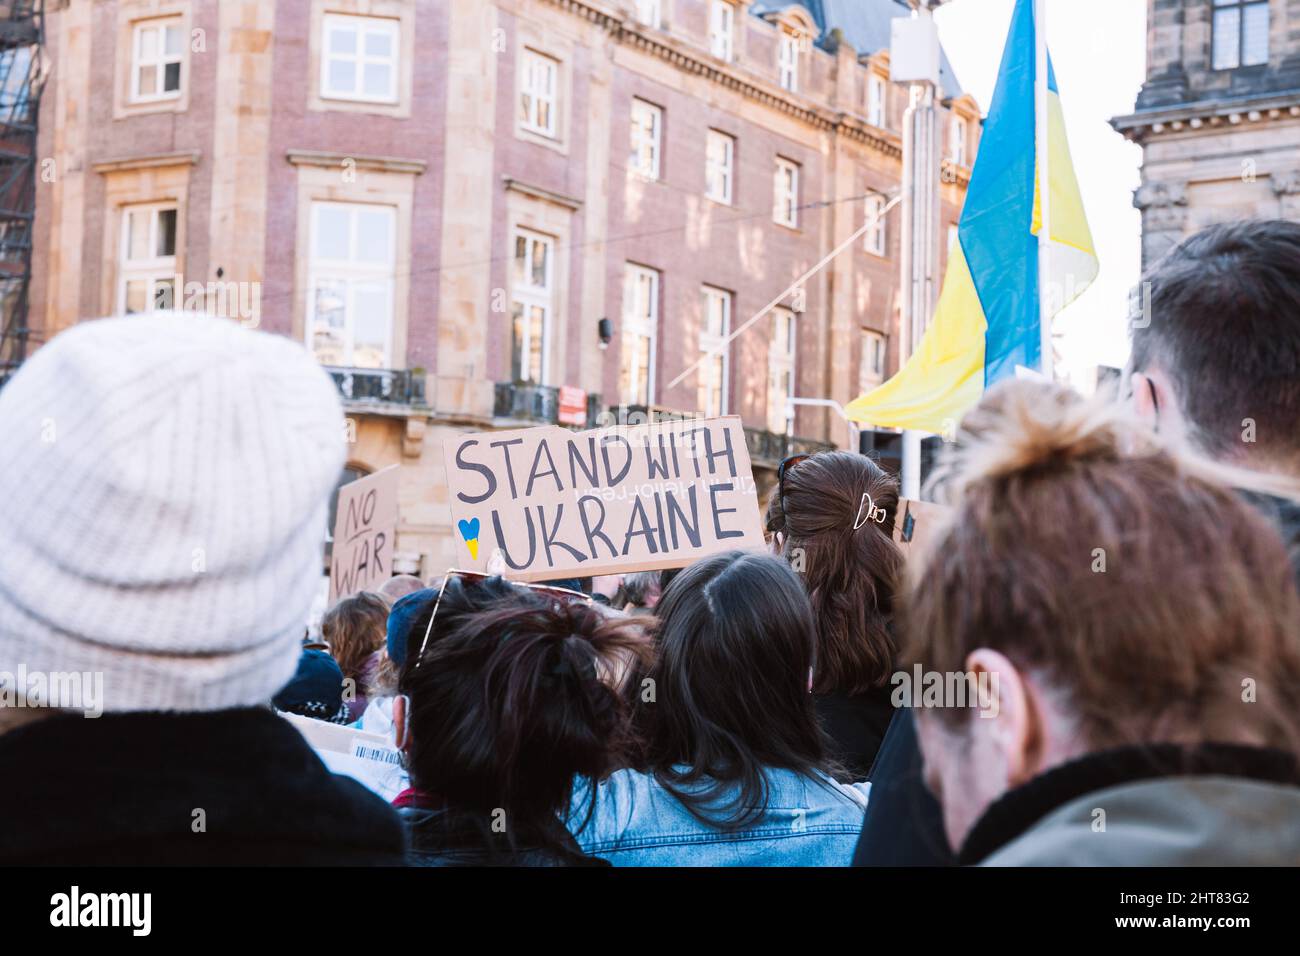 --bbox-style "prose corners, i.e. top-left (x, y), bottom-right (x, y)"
top-left (906, 379), bottom-right (1300, 865)
top-left (393, 576), bottom-right (651, 866)
top-left (765, 450), bottom-right (905, 779)
top-left (569, 551), bottom-right (870, 866)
